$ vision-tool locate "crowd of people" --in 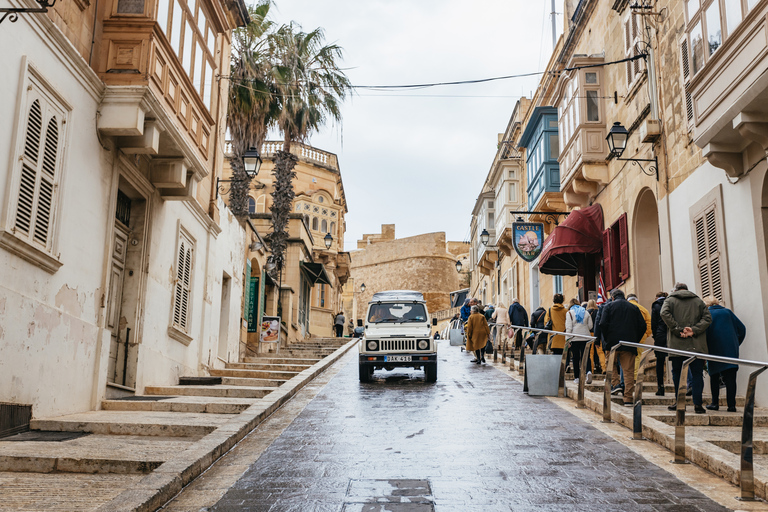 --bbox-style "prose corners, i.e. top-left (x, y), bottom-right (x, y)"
top-left (457, 282), bottom-right (746, 413)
